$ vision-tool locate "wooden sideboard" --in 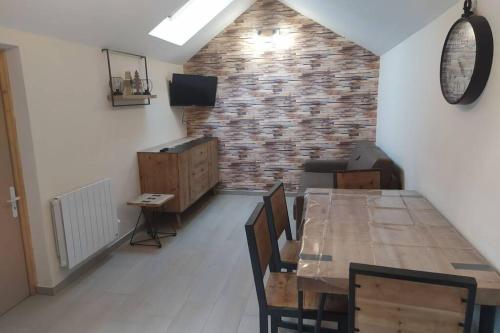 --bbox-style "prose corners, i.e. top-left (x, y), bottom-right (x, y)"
top-left (137, 137), bottom-right (219, 218)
